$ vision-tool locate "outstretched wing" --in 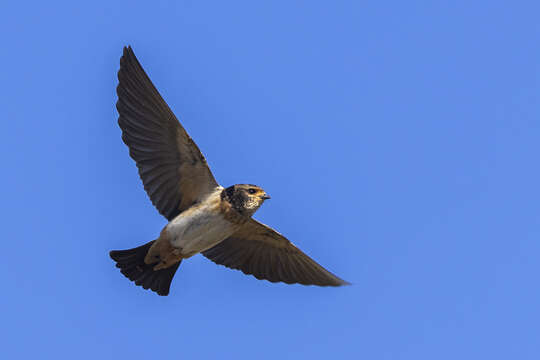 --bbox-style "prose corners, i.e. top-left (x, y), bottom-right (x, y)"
top-left (117, 46), bottom-right (219, 220)
top-left (202, 219), bottom-right (349, 286)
